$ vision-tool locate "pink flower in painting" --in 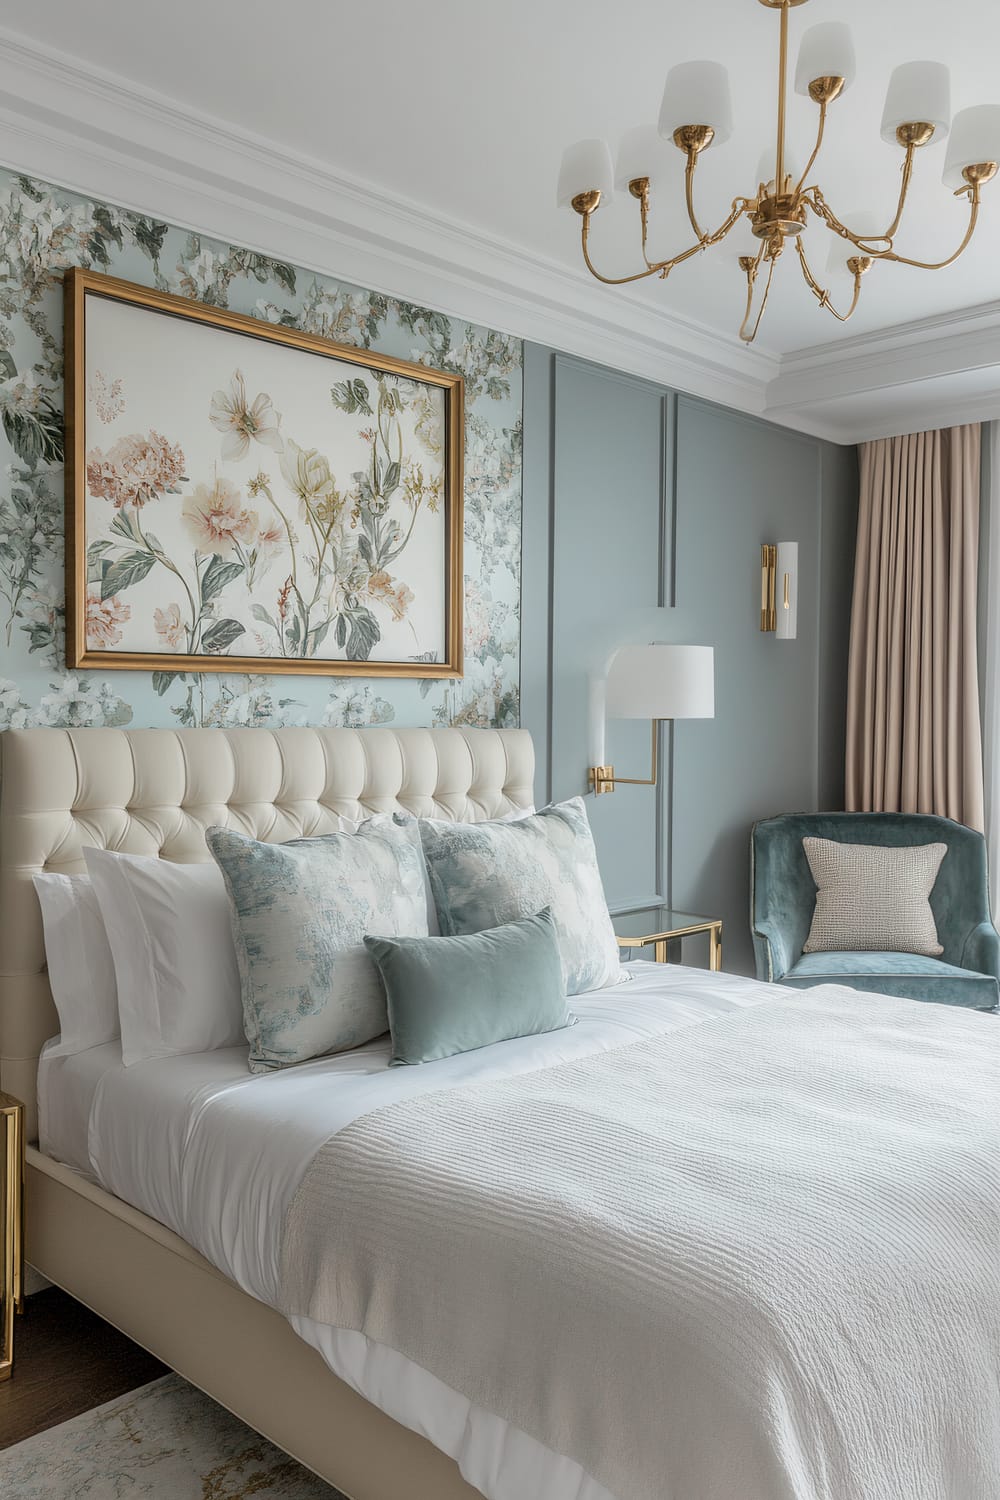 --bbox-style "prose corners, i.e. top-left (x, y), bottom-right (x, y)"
top-left (86, 431), bottom-right (186, 508)
top-left (153, 603), bottom-right (185, 651)
top-left (253, 516), bottom-right (285, 561)
top-left (88, 371), bottom-right (126, 424)
top-left (85, 589), bottom-right (130, 649)
top-left (182, 478), bottom-right (258, 557)
top-left (210, 370), bottom-right (283, 461)
top-left (368, 569), bottom-right (415, 623)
